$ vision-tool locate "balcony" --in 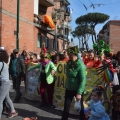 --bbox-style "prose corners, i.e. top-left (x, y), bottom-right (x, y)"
top-left (39, 0), bottom-right (54, 7)
top-left (54, 0), bottom-right (70, 5)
